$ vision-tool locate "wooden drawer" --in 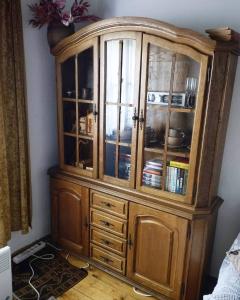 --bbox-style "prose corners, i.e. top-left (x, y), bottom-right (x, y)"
top-left (90, 209), bottom-right (127, 238)
top-left (90, 244), bottom-right (126, 274)
top-left (90, 227), bottom-right (127, 257)
top-left (90, 191), bottom-right (128, 219)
